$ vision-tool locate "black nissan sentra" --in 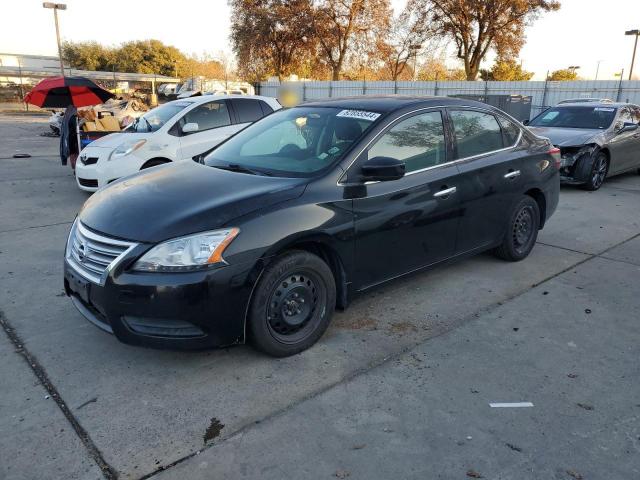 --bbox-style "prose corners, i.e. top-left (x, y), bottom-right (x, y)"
top-left (64, 96), bottom-right (560, 356)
